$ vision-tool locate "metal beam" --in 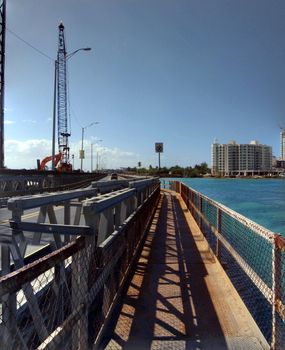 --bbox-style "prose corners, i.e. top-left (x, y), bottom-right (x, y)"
top-left (10, 221), bottom-right (92, 236)
top-left (0, 237), bottom-right (85, 297)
